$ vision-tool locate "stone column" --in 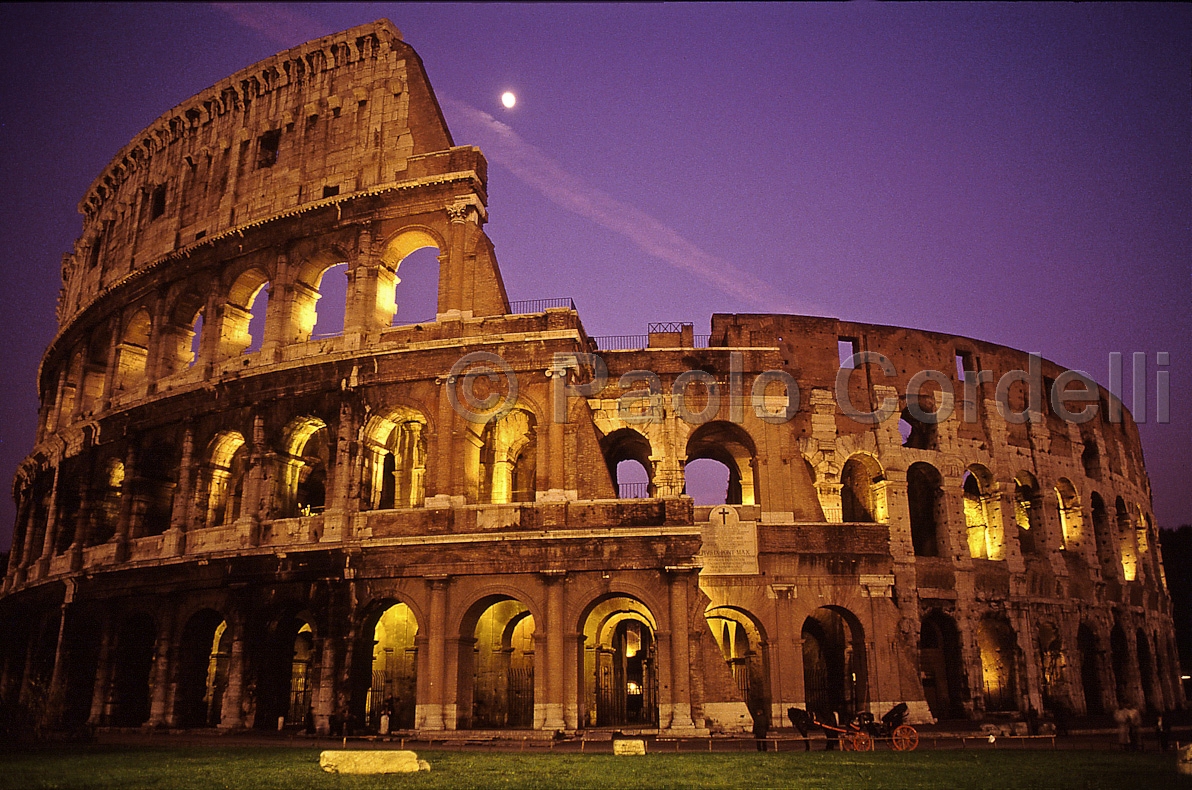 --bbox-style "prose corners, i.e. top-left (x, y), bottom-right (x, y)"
top-left (542, 571), bottom-right (566, 730)
top-left (164, 428), bottom-right (193, 555)
top-left (47, 366), bottom-right (69, 437)
top-left (147, 607), bottom-right (176, 727)
top-left (565, 632), bottom-right (583, 730)
top-left (423, 576), bottom-right (449, 730)
top-left (443, 204), bottom-right (469, 317)
top-left (770, 584), bottom-right (800, 719)
top-left (323, 400), bottom-right (355, 542)
top-left (219, 625), bottom-right (246, 730)
top-left (98, 324), bottom-right (122, 411)
top-left (434, 378), bottom-right (455, 500)
top-left (87, 611), bottom-right (113, 726)
top-left (235, 415), bottom-right (266, 546)
top-left (36, 463), bottom-right (62, 576)
top-left (45, 581), bottom-right (75, 724)
top-left (666, 568), bottom-right (696, 731)
top-left (312, 634), bottom-right (337, 735)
